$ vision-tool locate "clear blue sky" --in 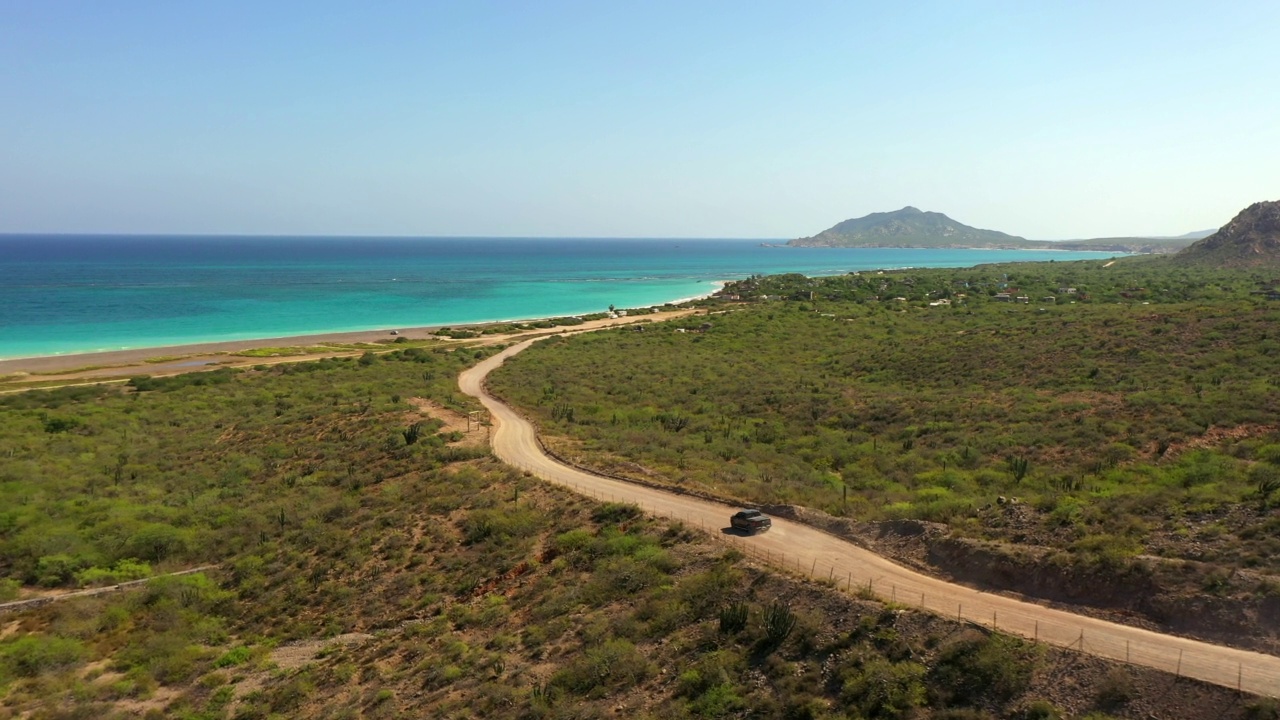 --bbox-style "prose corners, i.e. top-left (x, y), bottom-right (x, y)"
top-left (2, 1), bottom-right (1276, 239)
